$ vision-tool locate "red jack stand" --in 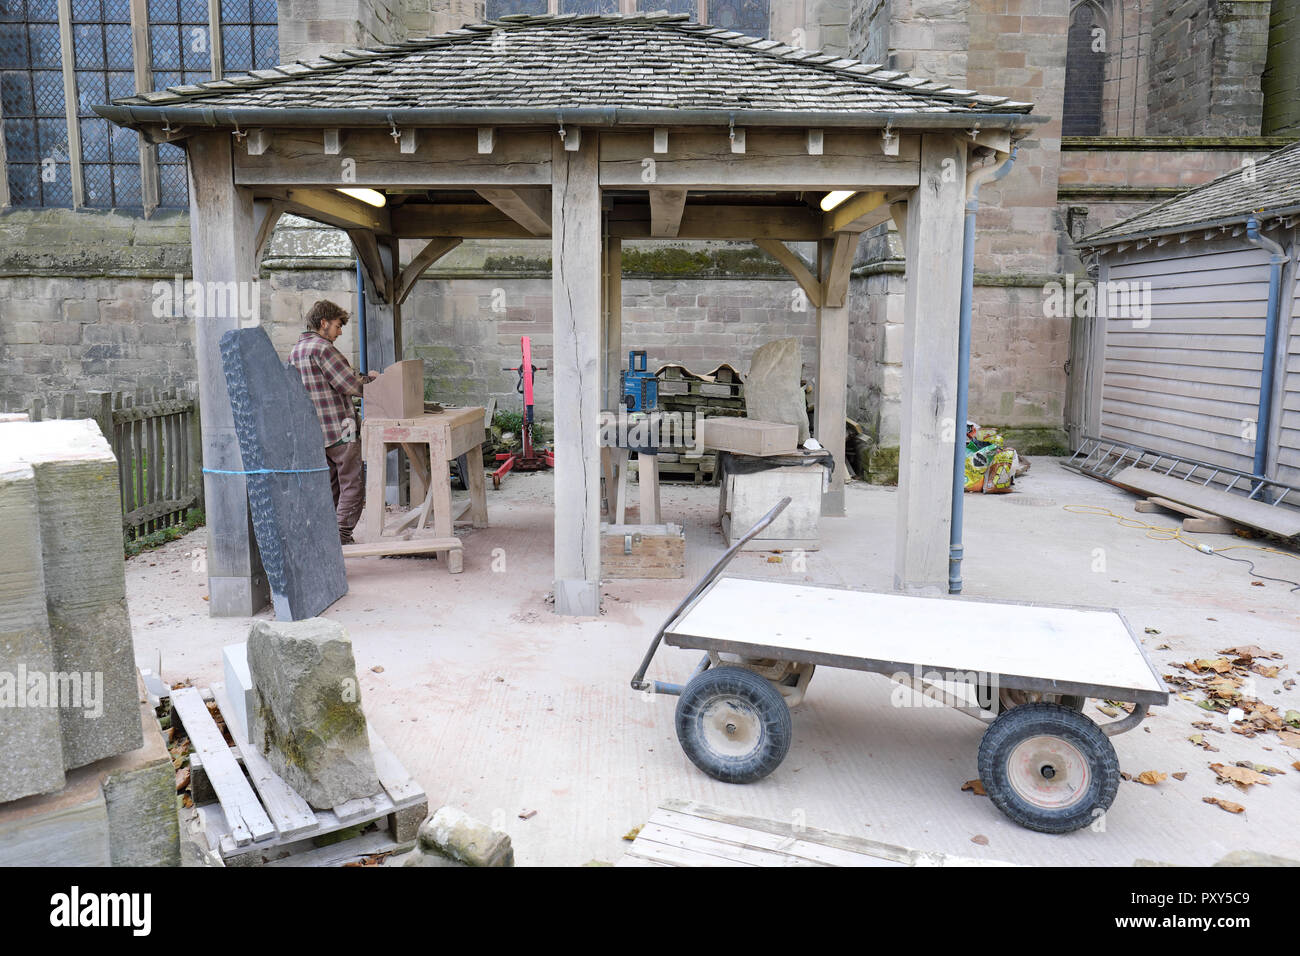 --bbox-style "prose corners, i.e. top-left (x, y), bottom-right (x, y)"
top-left (492, 335), bottom-right (554, 489)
